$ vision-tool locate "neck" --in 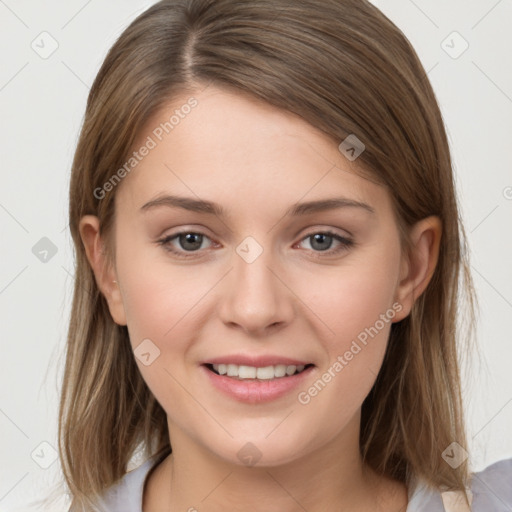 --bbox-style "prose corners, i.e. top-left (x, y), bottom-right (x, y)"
top-left (143, 413), bottom-right (408, 512)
